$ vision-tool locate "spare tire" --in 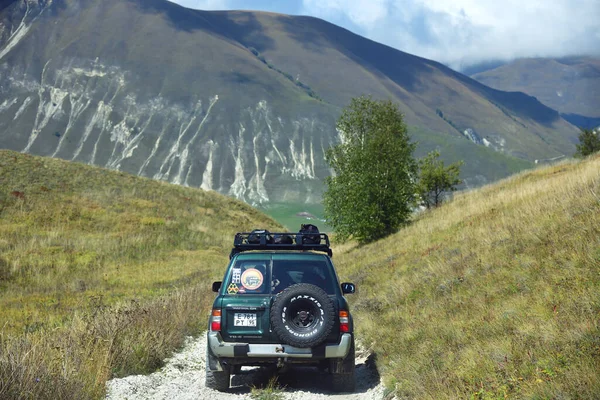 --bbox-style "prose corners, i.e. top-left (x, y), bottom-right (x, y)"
top-left (270, 283), bottom-right (335, 348)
